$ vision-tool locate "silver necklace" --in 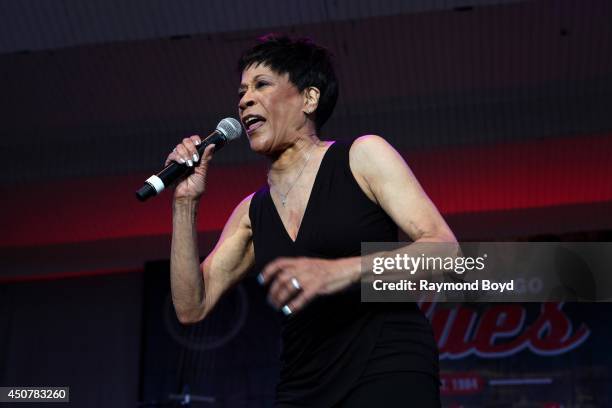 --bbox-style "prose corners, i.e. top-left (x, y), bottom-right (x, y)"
top-left (270, 143), bottom-right (317, 207)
